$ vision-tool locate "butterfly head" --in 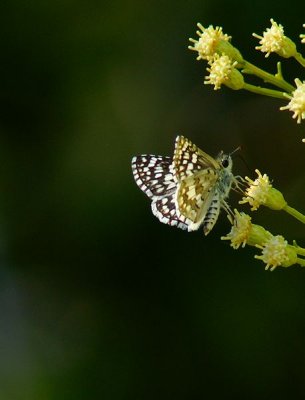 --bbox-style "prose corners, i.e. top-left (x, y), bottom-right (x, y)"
top-left (216, 151), bottom-right (233, 170)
